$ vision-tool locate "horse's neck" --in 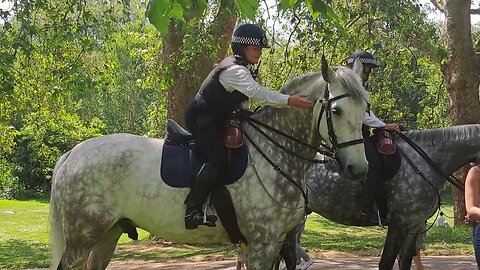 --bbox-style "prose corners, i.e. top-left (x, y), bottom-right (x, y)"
top-left (401, 127), bottom-right (480, 176)
top-left (248, 107), bottom-right (318, 177)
